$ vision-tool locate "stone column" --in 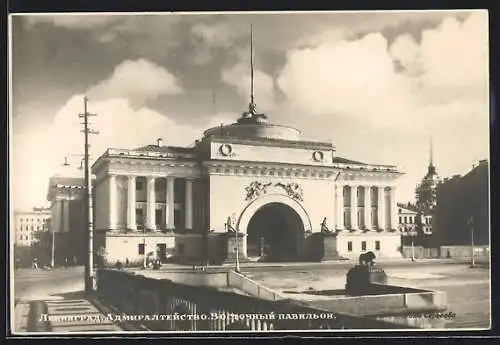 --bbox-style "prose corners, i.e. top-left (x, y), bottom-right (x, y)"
top-left (350, 185), bottom-right (358, 230)
top-left (335, 184), bottom-right (344, 230)
top-left (127, 175), bottom-right (137, 230)
top-left (185, 178), bottom-right (193, 230)
top-left (146, 176), bottom-right (156, 231)
top-left (390, 186), bottom-right (398, 230)
top-left (364, 186), bottom-right (372, 230)
top-left (378, 186), bottom-right (387, 231)
top-left (166, 177), bottom-right (175, 230)
top-left (63, 199), bottom-right (70, 232)
top-left (109, 174), bottom-right (117, 230)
